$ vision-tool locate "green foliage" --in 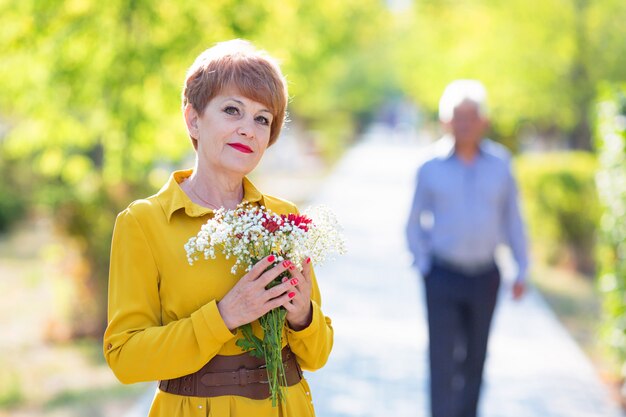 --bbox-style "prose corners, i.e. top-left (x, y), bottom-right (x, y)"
top-left (392, 0), bottom-right (626, 148)
top-left (2, 0), bottom-right (626, 338)
top-left (0, 370), bottom-right (24, 408)
top-left (0, 0), bottom-right (390, 336)
top-left (0, 176), bottom-right (26, 234)
top-left (515, 152), bottom-right (599, 274)
top-left (237, 323), bottom-right (265, 359)
top-left (594, 85), bottom-right (626, 373)
top-left (0, 153), bottom-right (29, 233)
top-left (268, 0), bottom-right (392, 157)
